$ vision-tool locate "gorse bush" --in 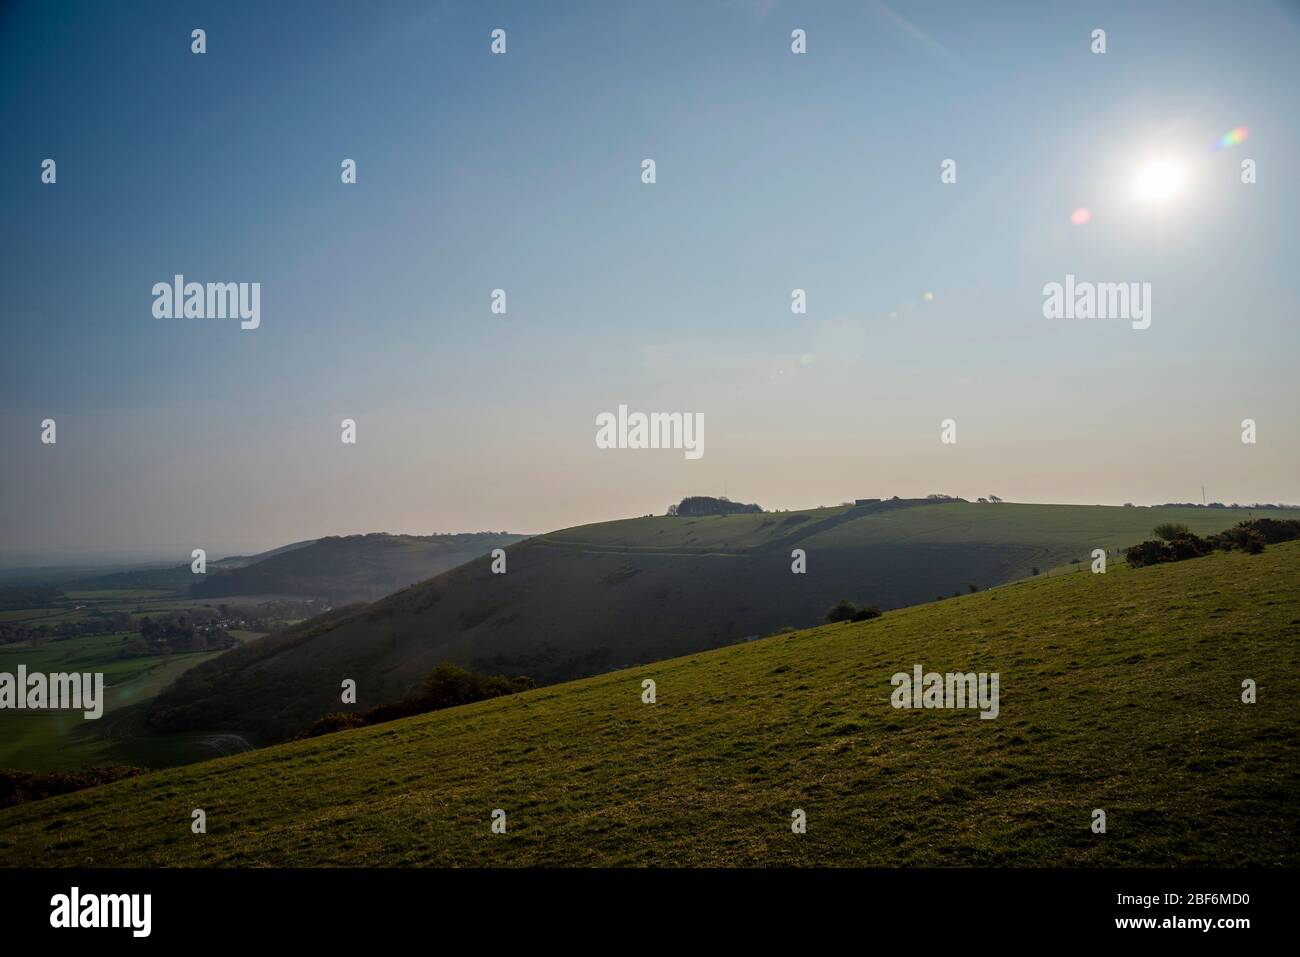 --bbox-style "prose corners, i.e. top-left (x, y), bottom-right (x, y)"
top-left (299, 664), bottom-right (535, 739)
top-left (1238, 518), bottom-right (1300, 544)
top-left (1126, 519), bottom-right (1300, 568)
top-left (826, 600), bottom-right (882, 623)
top-left (298, 712), bottom-right (369, 738)
top-left (1125, 540), bottom-right (1171, 568)
top-left (1218, 525), bottom-right (1266, 554)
